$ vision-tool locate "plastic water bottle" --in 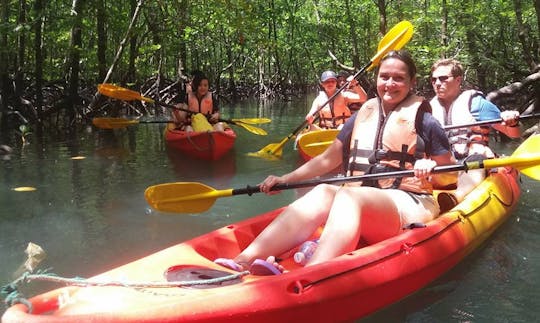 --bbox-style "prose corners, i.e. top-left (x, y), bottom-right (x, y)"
top-left (294, 240), bottom-right (318, 266)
